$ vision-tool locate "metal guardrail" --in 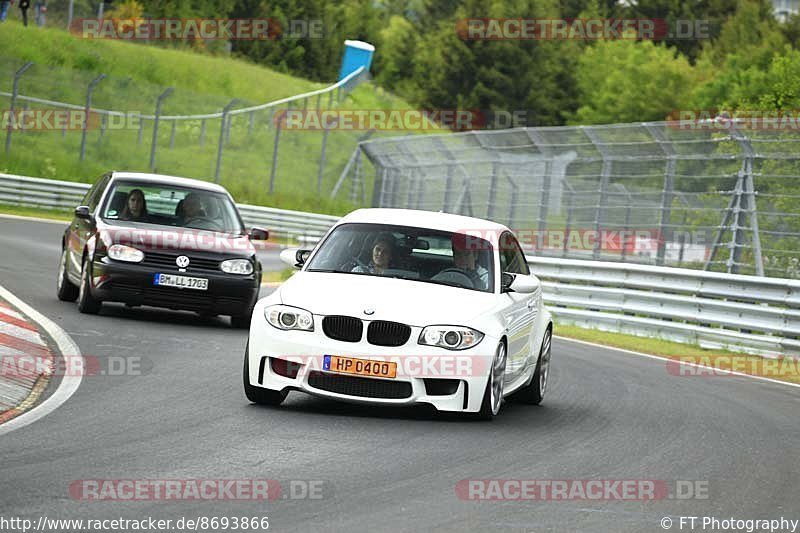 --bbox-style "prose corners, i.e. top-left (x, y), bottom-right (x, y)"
top-left (529, 256), bottom-right (800, 358)
top-left (0, 173), bottom-right (338, 241)
top-left (1, 172), bottom-right (797, 357)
